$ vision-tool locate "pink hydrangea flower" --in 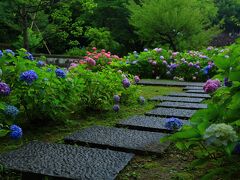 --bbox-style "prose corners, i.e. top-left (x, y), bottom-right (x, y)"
top-left (203, 79), bottom-right (221, 93)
